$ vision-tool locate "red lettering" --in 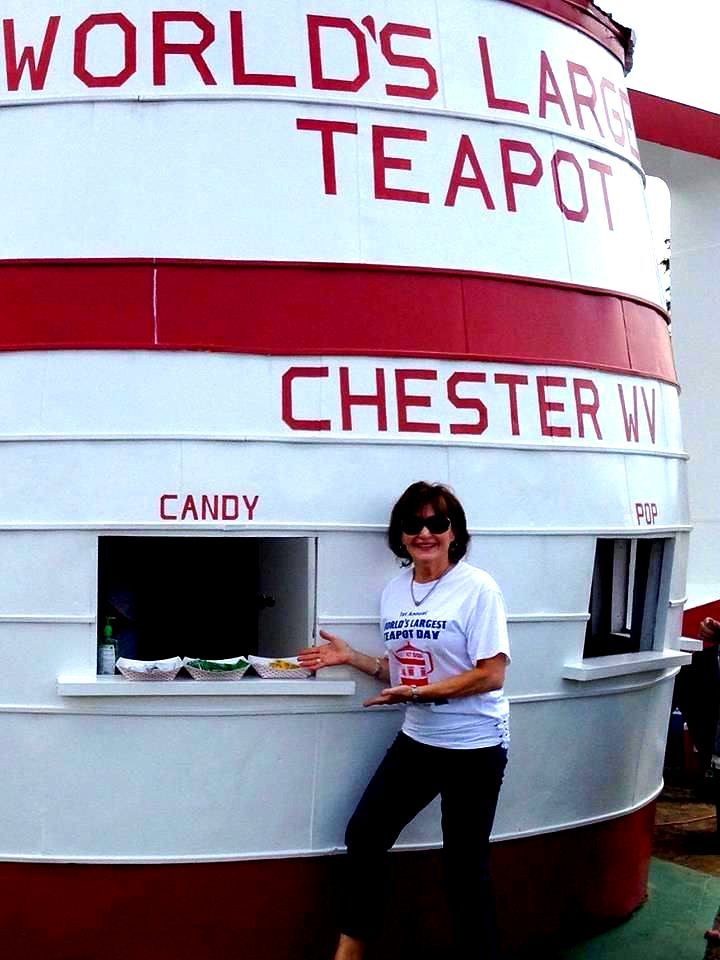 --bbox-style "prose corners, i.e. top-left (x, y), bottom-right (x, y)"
top-left (620, 89), bottom-right (641, 160)
top-left (618, 384), bottom-right (640, 442)
top-left (634, 502), bottom-right (658, 526)
top-left (537, 376), bottom-right (571, 438)
top-left (500, 139), bottom-right (543, 212)
top-left (307, 15), bottom-right (369, 93)
top-left (493, 373), bottom-right (528, 436)
top-left (641, 387), bottom-right (656, 444)
top-left (380, 22), bottom-right (438, 100)
top-left (600, 79), bottom-right (625, 146)
top-left (243, 494), bottom-right (259, 521)
top-left (447, 373), bottom-right (488, 435)
top-left (160, 494), bottom-right (178, 520)
top-left (282, 367), bottom-right (331, 431)
top-left (478, 36), bottom-right (529, 114)
top-left (395, 370), bottom-right (440, 433)
top-left (74, 14), bottom-right (136, 88)
top-left (573, 378), bottom-right (602, 439)
top-left (373, 125), bottom-right (429, 204)
top-left (152, 12), bottom-right (216, 87)
top-left (161, 492), bottom-right (257, 520)
top-left (538, 51), bottom-right (570, 125)
top-left (222, 495), bottom-right (239, 521)
top-left (551, 150), bottom-right (588, 223)
top-left (3, 16), bottom-right (60, 92)
top-left (588, 159), bottom-right (614, 231)
top-left (339, 367), bottom-right (388, 431)
top-left (230, 11), bottom-right (296, 87)
top-left (444, 135), bottom-right (495, 209)
top-left (296, 118), bottom-right (358, 195)
top-left (567, 61), bottom-right (603, 136)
